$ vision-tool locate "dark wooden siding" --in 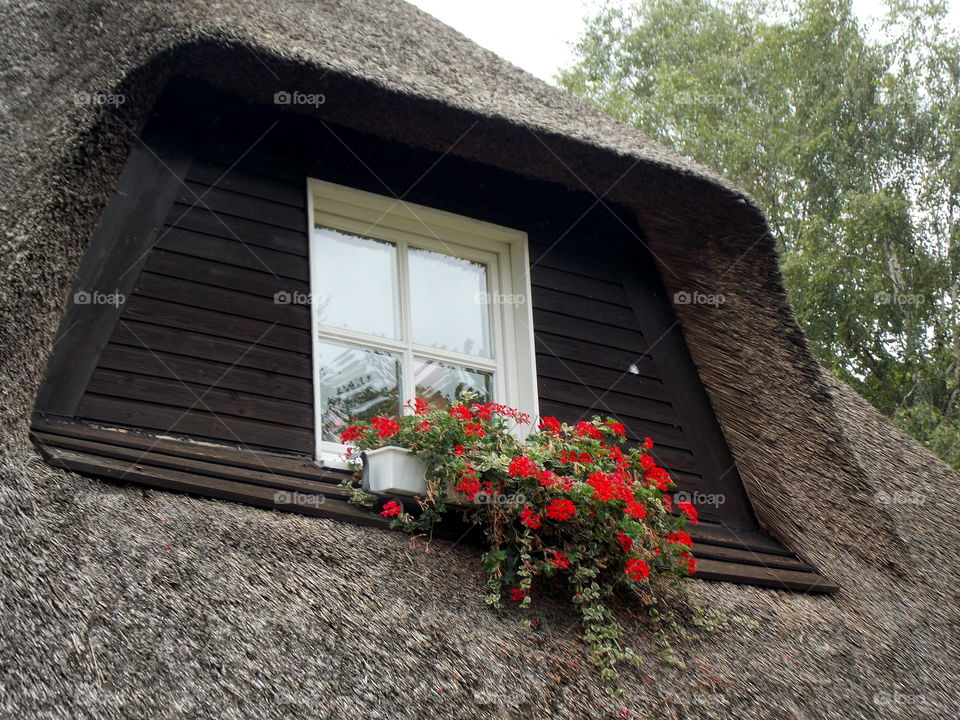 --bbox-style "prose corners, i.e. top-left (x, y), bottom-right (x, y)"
top-left (73, 158), bottom-right (314, 456)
